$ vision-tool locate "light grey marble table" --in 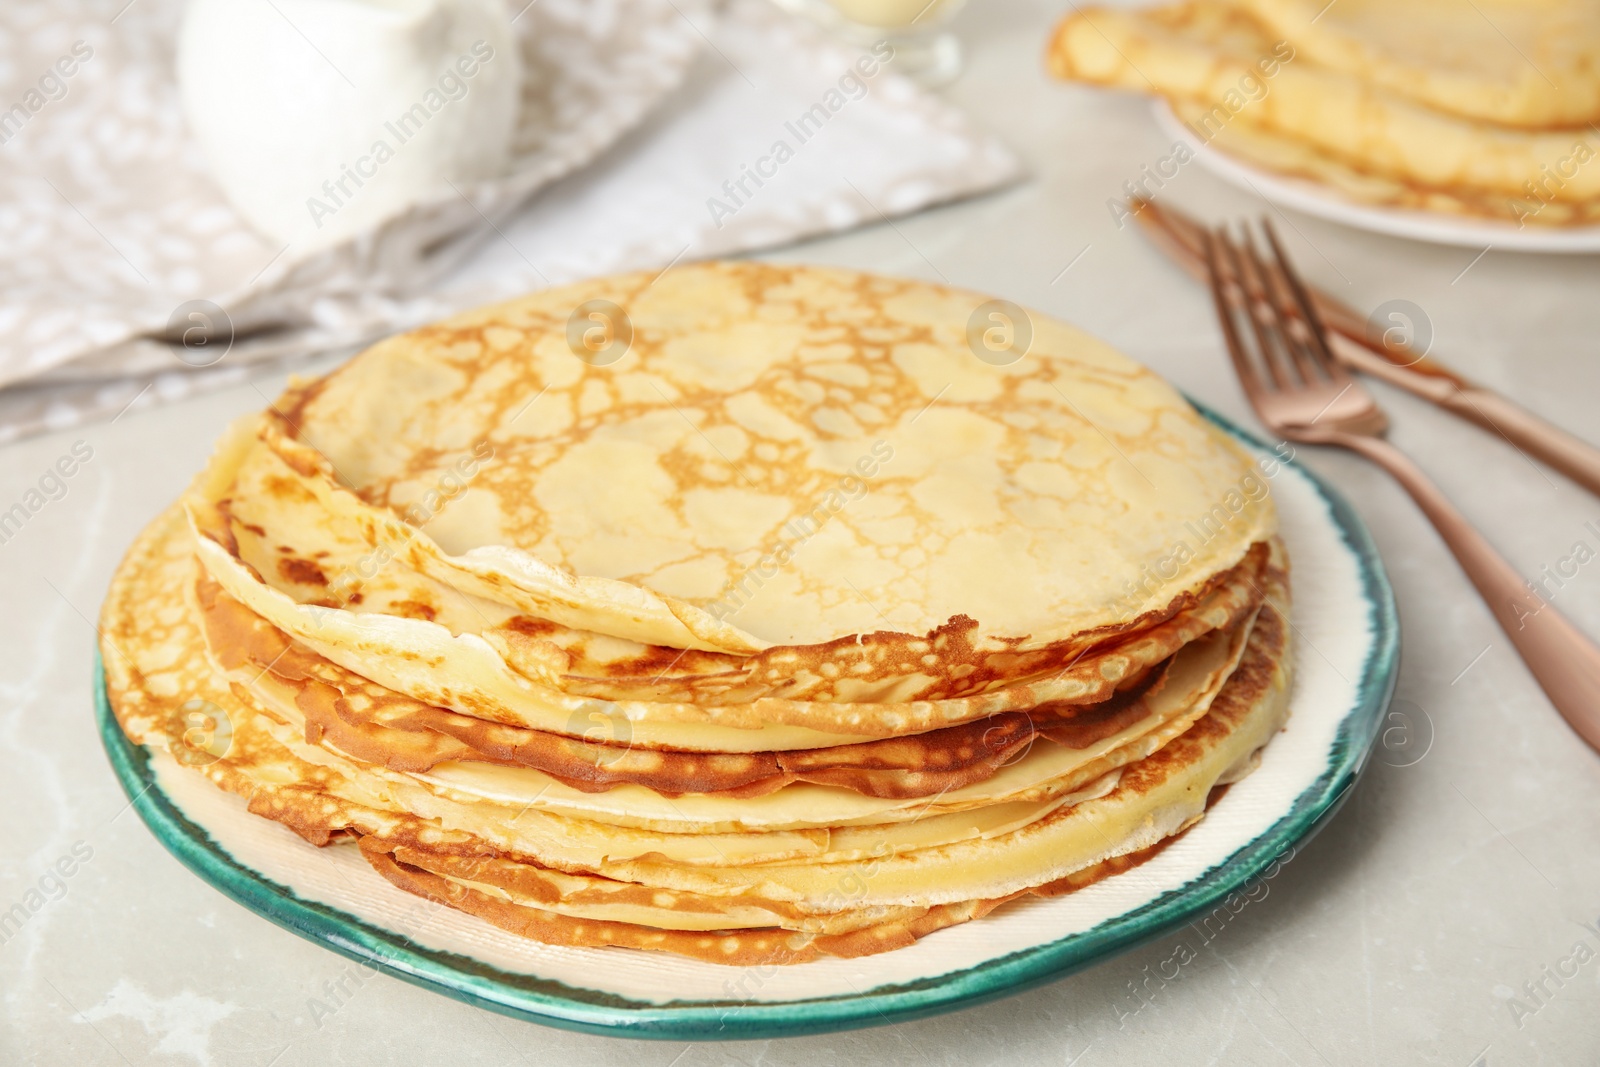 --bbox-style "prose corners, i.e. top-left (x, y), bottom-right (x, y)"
top-left (5, 2), bottom-right (1600, 1064)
